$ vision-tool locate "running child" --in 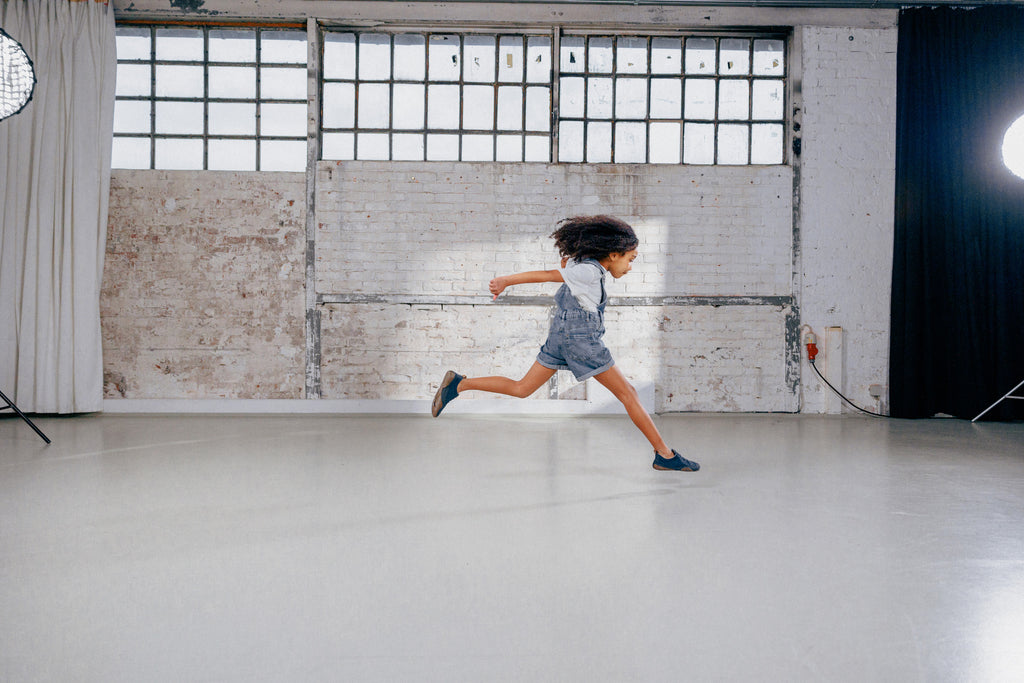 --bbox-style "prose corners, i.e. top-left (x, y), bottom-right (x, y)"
top-left (431, 215), bottom-right (699, 472)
